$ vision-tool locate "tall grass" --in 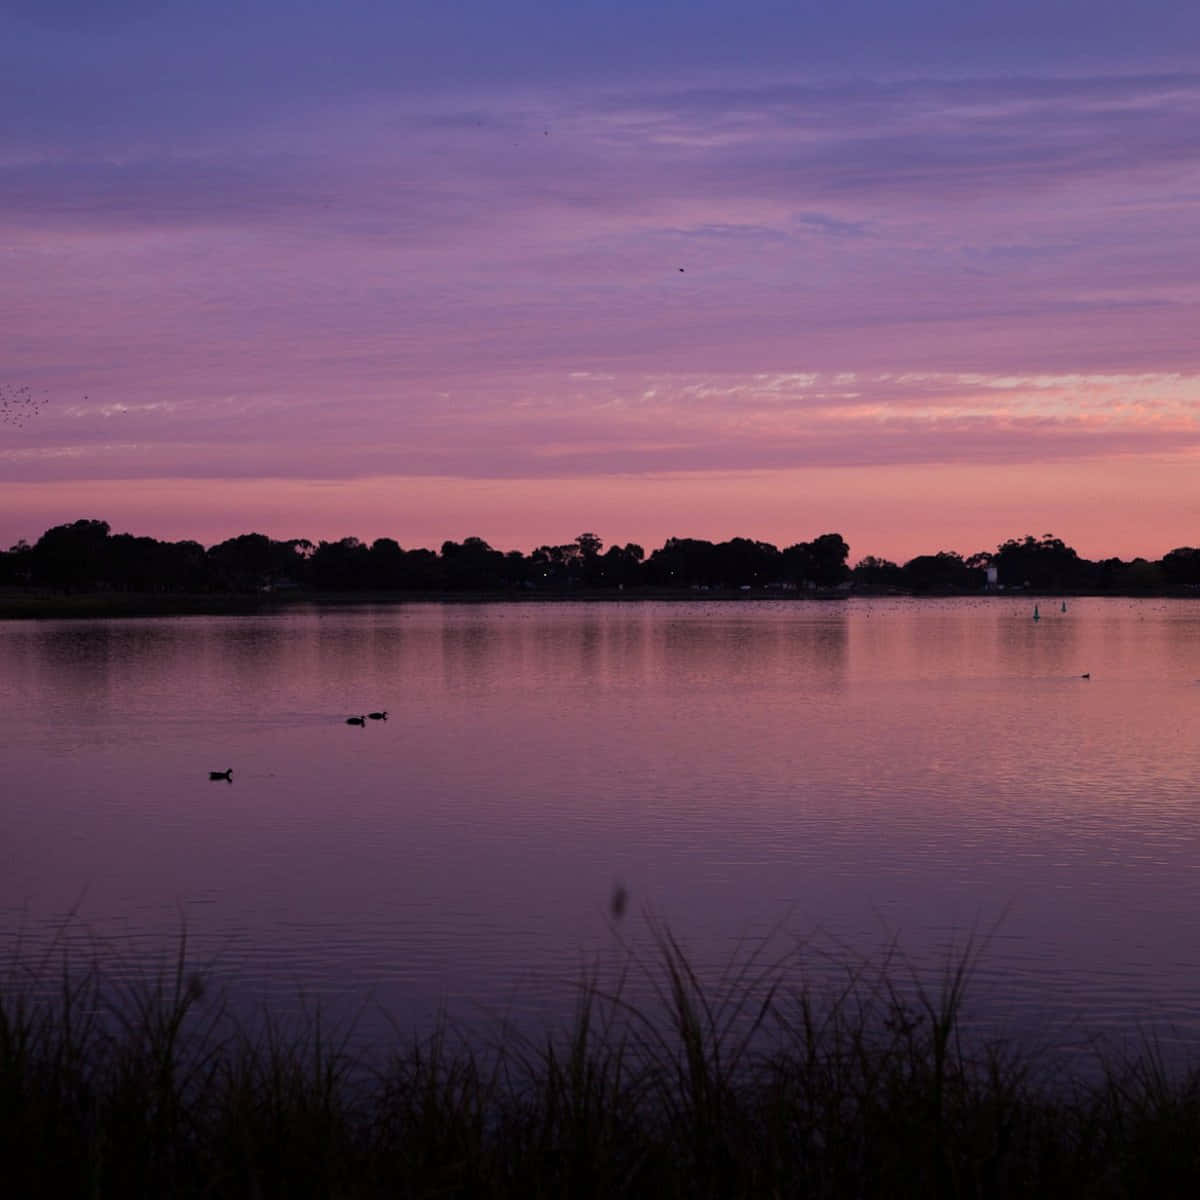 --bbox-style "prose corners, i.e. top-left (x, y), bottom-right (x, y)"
top-left (3, 918), bottom-right (1200, 1197)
